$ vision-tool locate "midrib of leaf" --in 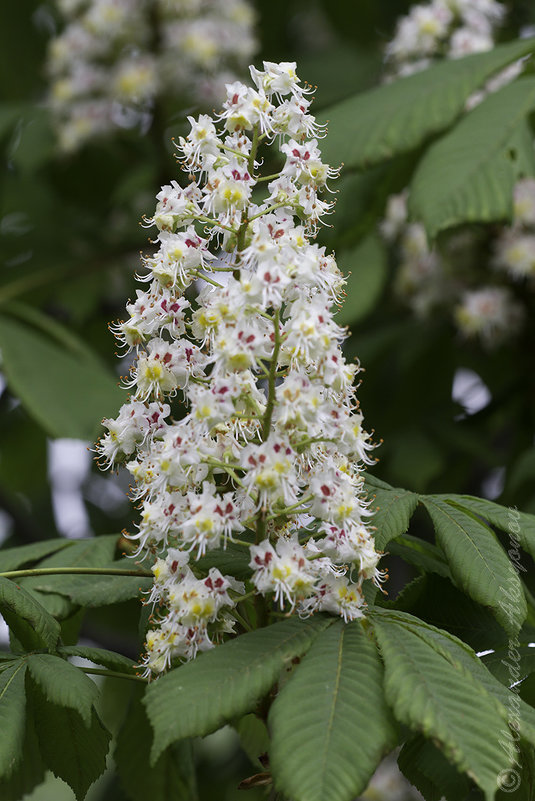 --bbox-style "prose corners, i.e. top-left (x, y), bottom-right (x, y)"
top-left (0, 660), bottom-right (26, 703)
top-left (426, 499), bottom-right (495, 575)
top-left (315, 626), bottom-right (345, 796)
